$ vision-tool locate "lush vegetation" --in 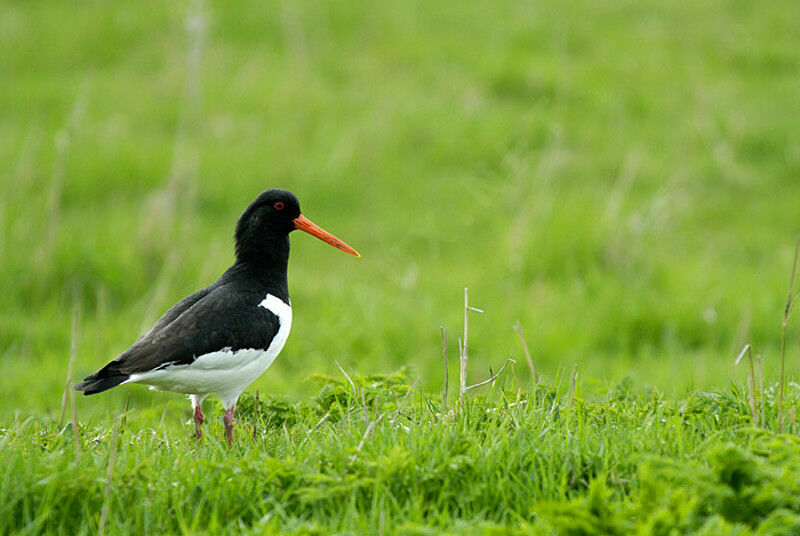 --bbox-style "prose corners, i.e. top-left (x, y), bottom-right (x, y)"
top-left (6, 372), bottom-right (800, 534)
top-left (2, 0), bottom-right (799, 533)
